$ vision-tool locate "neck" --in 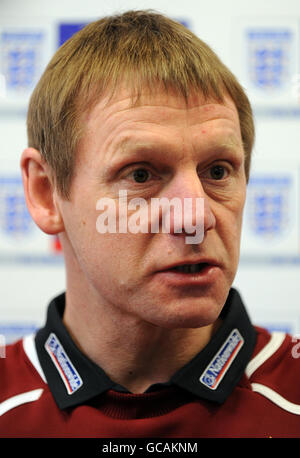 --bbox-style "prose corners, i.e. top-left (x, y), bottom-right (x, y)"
top-left (63, 287), bottom-right (220, 394)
